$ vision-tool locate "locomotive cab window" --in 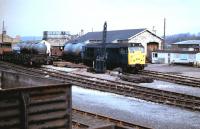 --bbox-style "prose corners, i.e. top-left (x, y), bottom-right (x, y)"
top-left (139, 47), bottom-right (144, 53)
top-left (128, 47), bottom-right (144, 53)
